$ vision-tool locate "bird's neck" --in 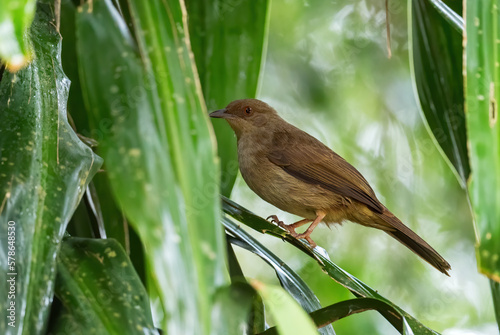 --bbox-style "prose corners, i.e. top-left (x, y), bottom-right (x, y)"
top-left (236, 129), bottom-right (273, 156)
